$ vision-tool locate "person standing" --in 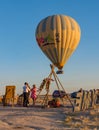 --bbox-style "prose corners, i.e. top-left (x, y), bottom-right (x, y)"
top-left (23, 82), bottom-right (30, 107)
top-left (31, 84), bottom-right (37, 106)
